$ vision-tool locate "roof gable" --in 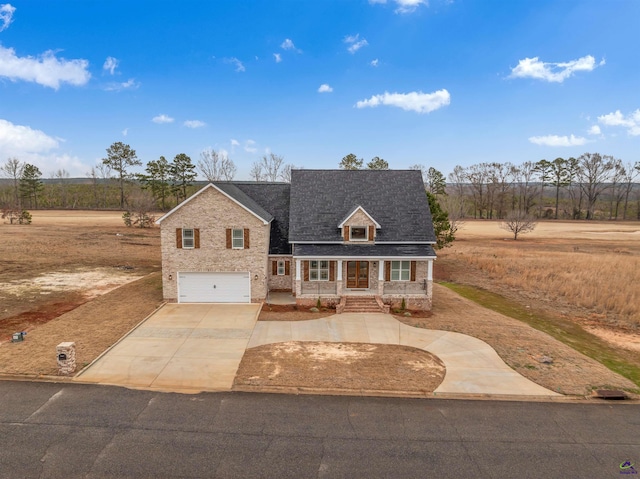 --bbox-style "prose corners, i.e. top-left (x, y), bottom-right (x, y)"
top-left (288, 169), bottom-right (436, 243)
top-left (338, 205), bottom-right (381, 229)
top-left (155, 183), bottom-right (272, 225)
